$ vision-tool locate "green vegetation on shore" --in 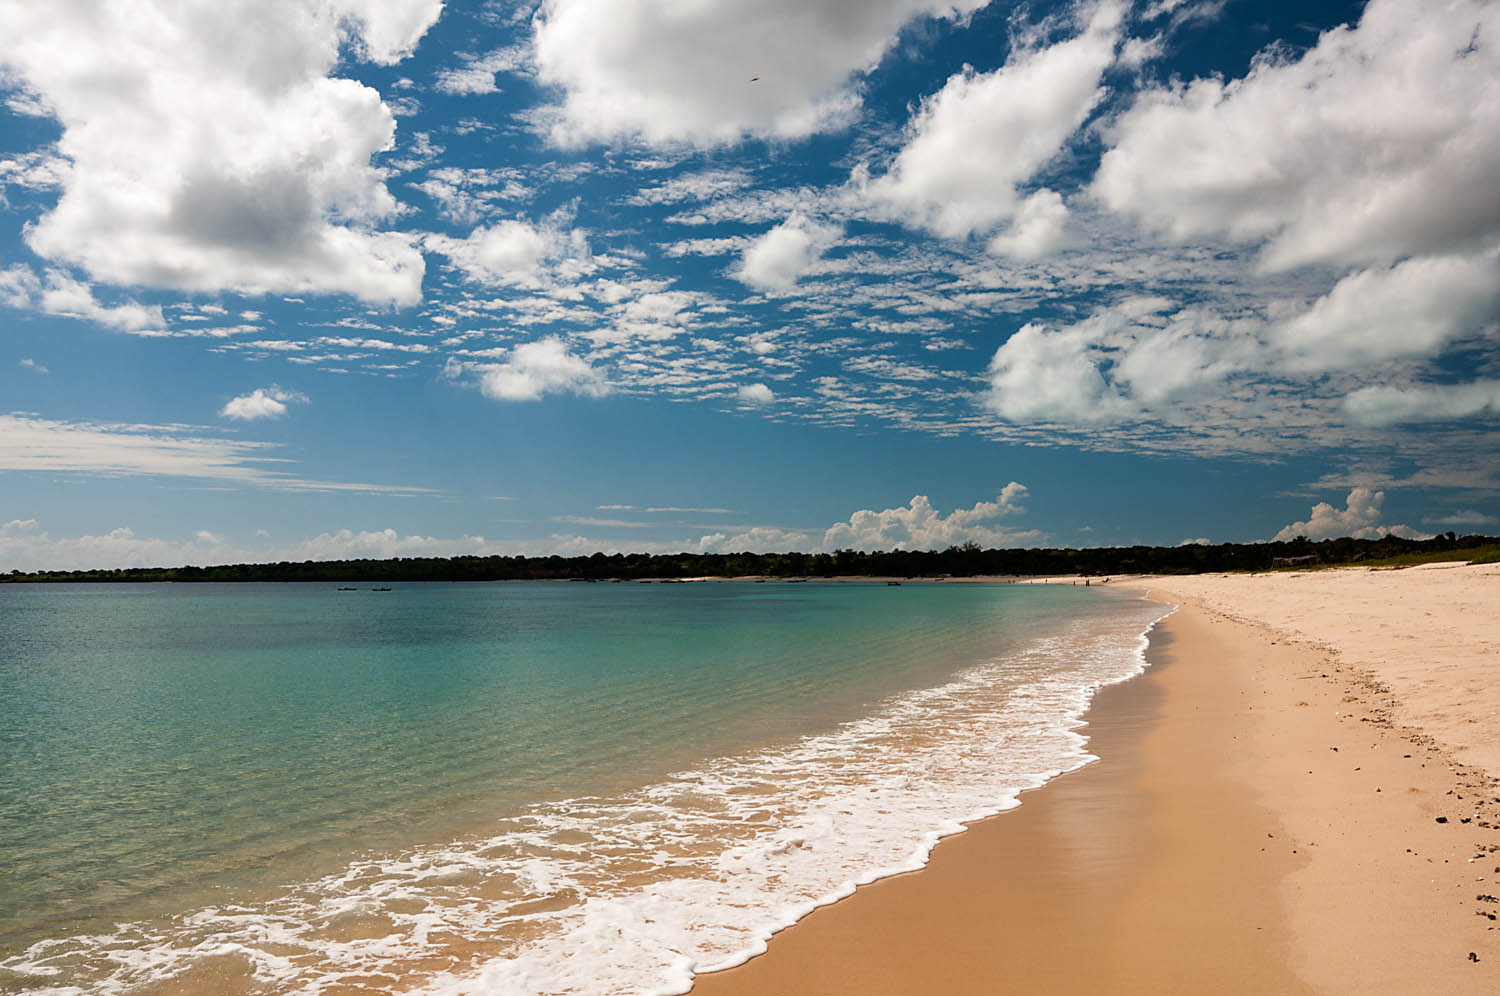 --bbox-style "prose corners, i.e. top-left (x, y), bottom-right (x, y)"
top-left (5, 532), bottom-right (1497, 583)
